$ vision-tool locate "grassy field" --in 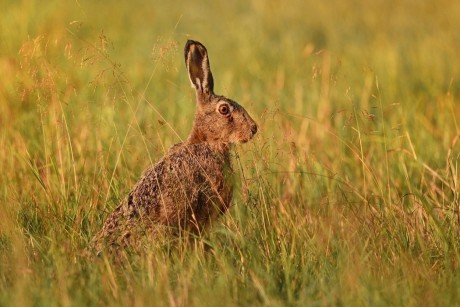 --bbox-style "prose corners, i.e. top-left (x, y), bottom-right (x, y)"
top-left (1, 0), bottom-right (460, 305)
